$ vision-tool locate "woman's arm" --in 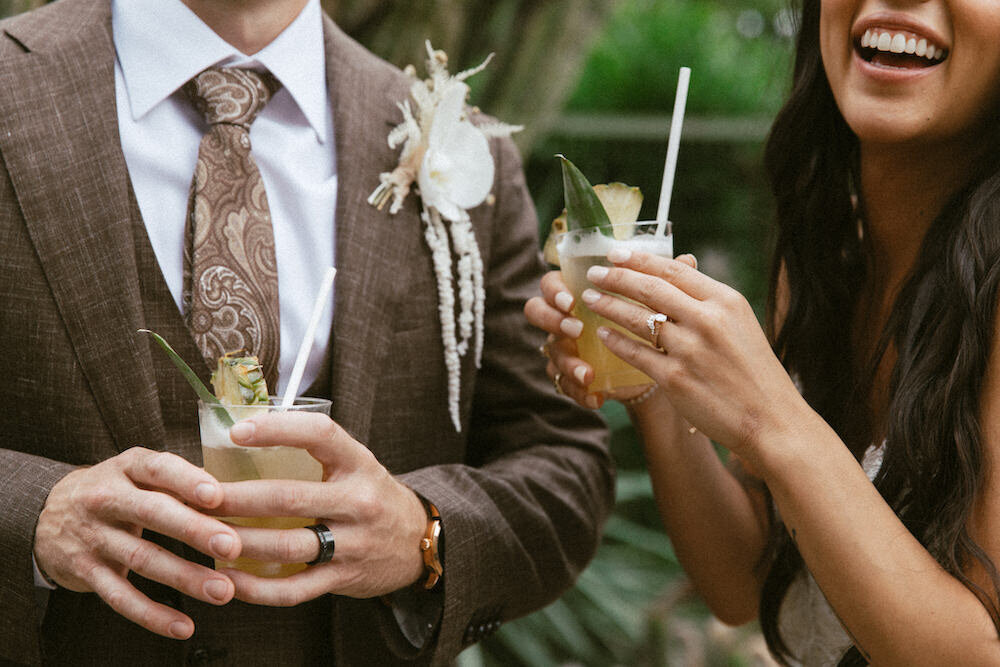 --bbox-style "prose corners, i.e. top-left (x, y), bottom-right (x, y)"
top-left (525, 263), bottom-right (771, 623)
top-left (629, 392), bottom-right (769, 624)
top-left (587, 250), bottom-right (1000, 664)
